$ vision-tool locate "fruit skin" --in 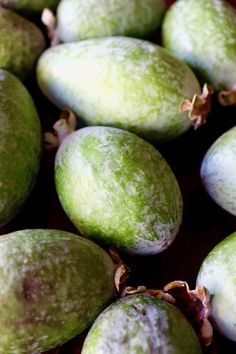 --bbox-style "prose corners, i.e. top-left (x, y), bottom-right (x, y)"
top-left (81, 295), bottom-right (202, 354)
top-left (200, 126), bottom-right (236, 216)
top-left (0, 0), bottom-right (60, 16)
top-left (0, 229), bottom-right (115, 354)
top-left (37, 36), bottom-right (201, 143)
top-left (0, 7), bottom-right (45, 80)
top-left (162, 0), bottom-right (236, 91)
top-left (55, 126), bottom-right (183, 255)
top-left (0, 69), bottom-right (41, 227)
top-left (197, 232), bottom-right (236, 341)
top-left (56, 0), bottom-right (165, 42)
